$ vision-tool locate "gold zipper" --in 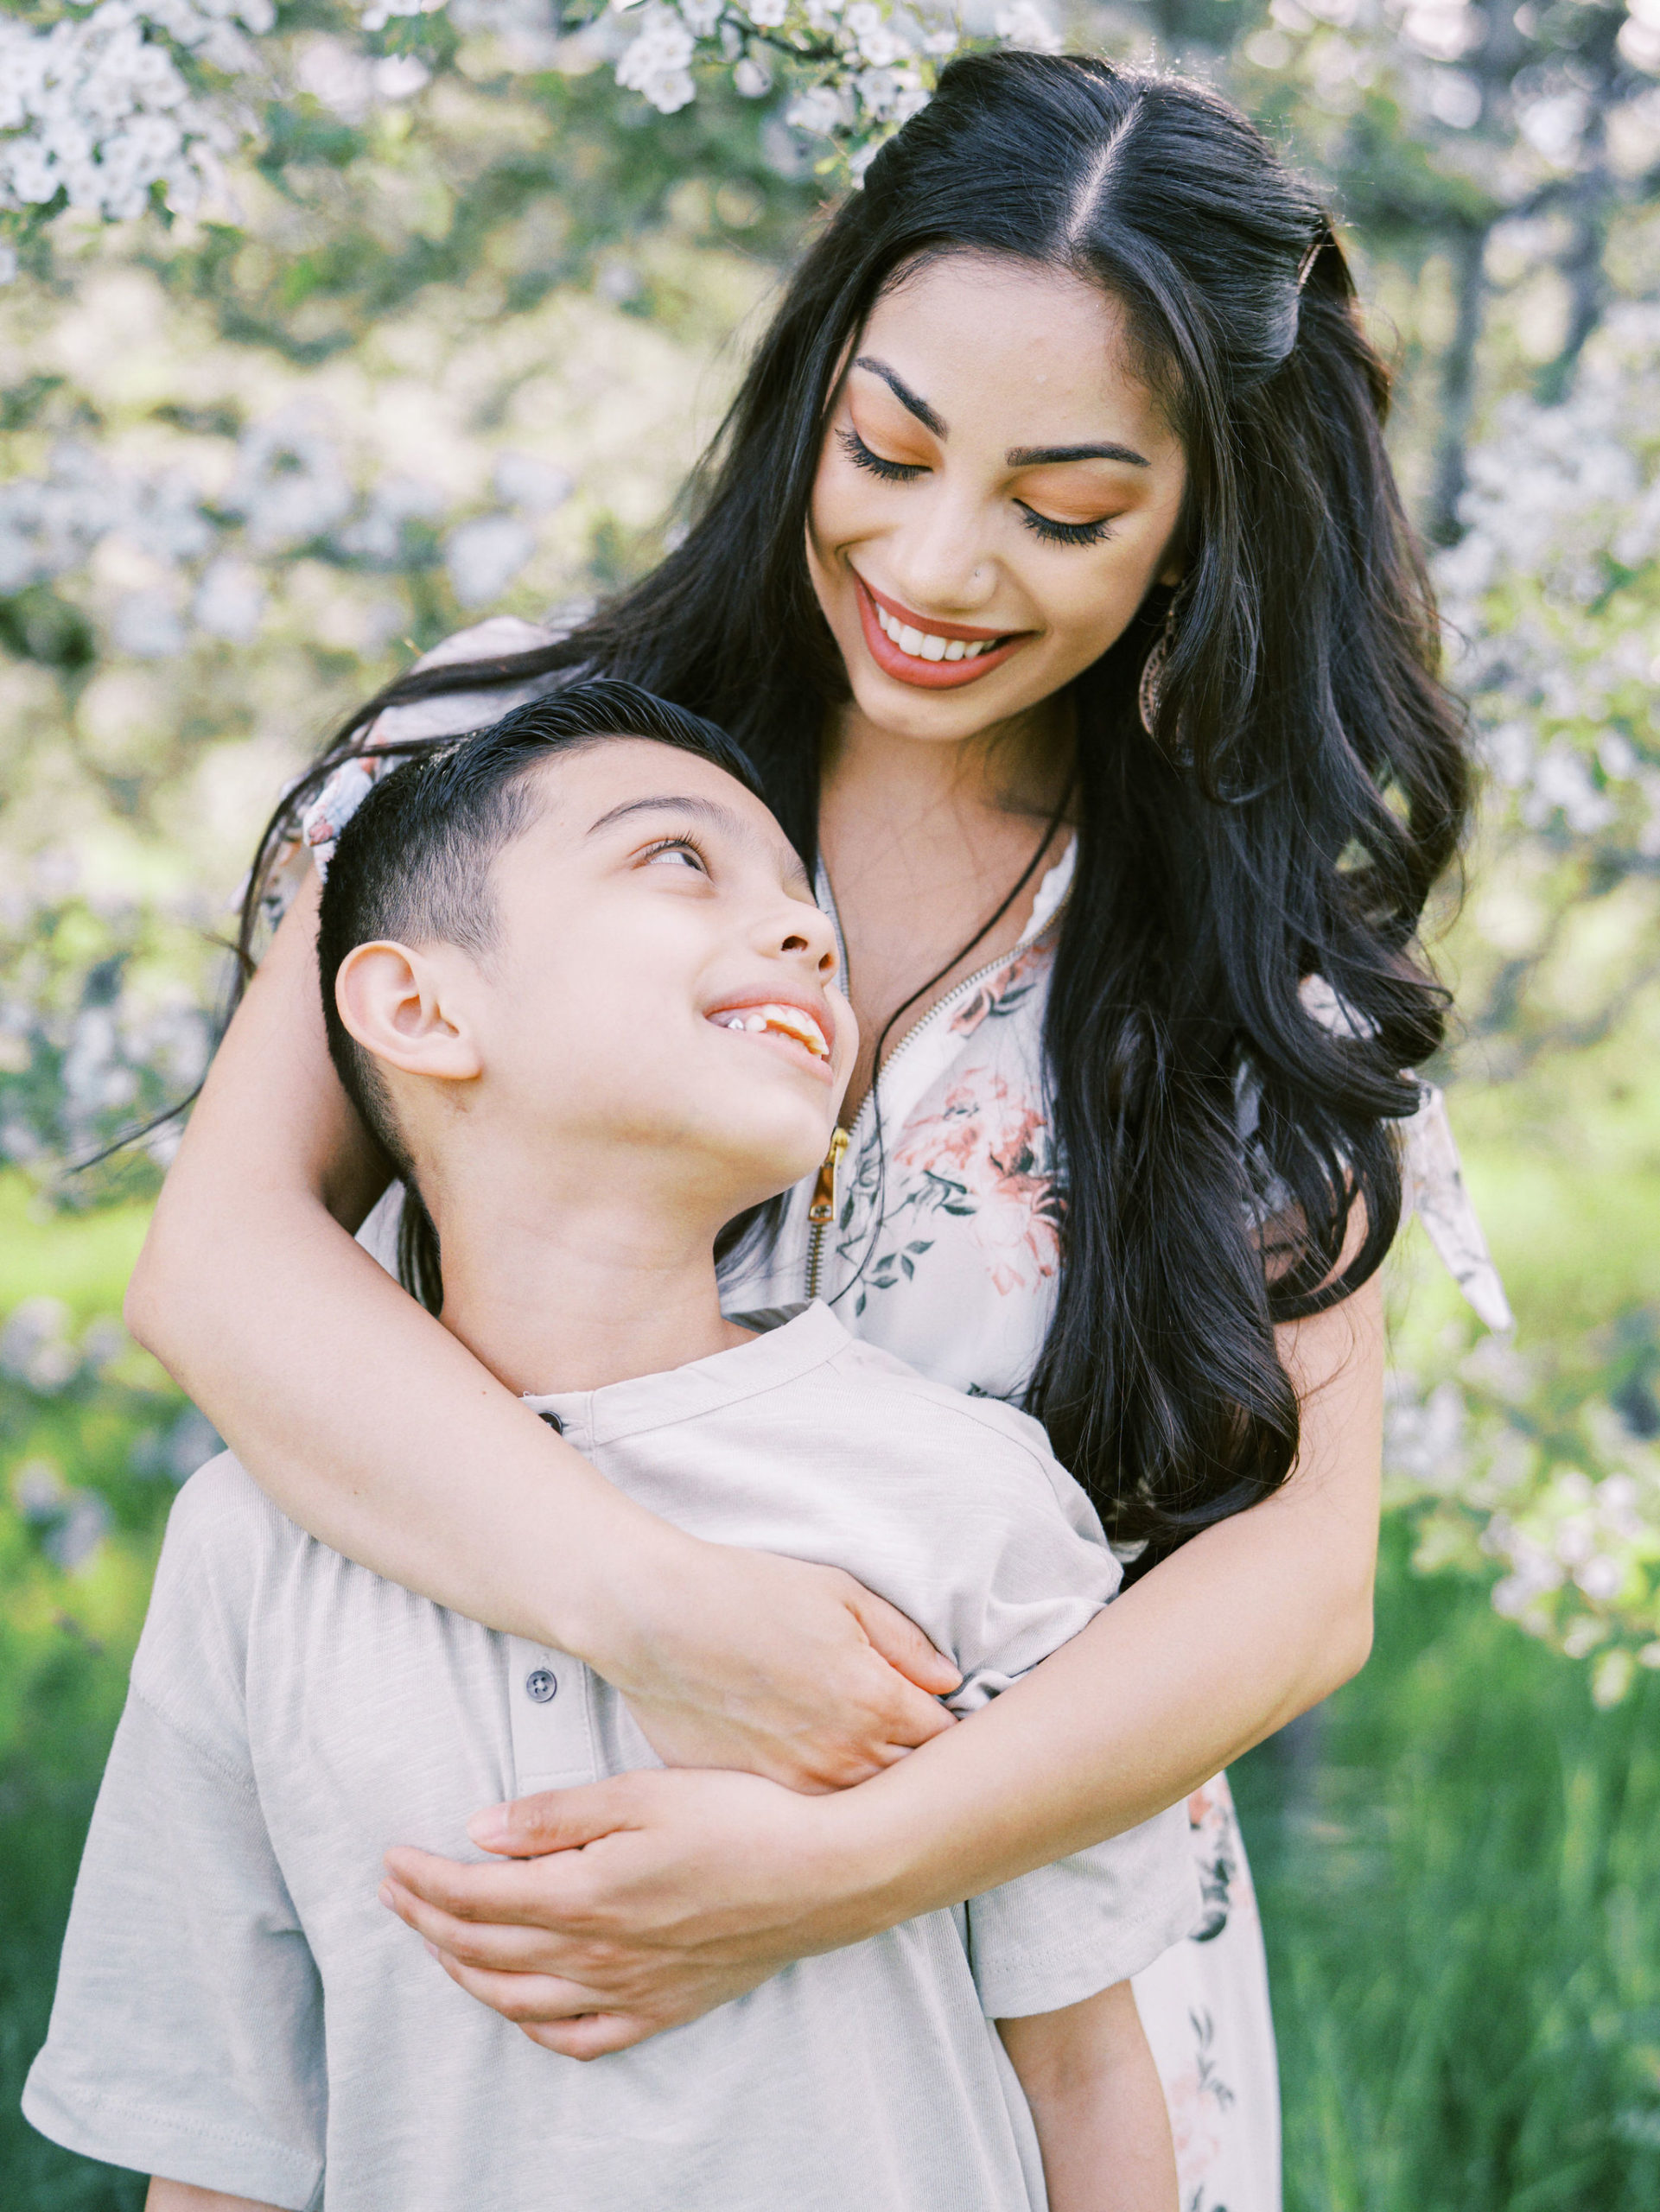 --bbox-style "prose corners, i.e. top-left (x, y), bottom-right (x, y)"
top-left (805, 1126), bottom-right (849, 1301)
